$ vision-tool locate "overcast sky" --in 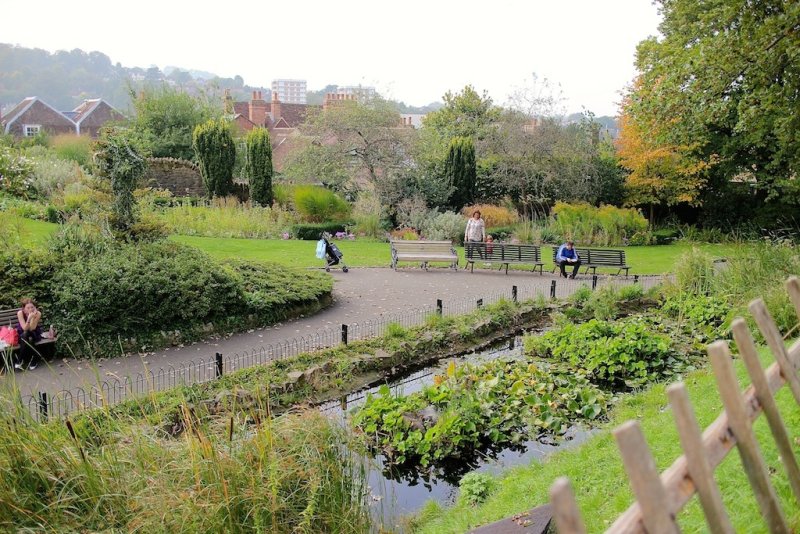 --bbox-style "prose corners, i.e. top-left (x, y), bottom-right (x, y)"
top-left (3, 0), bottom-right (662, 116)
